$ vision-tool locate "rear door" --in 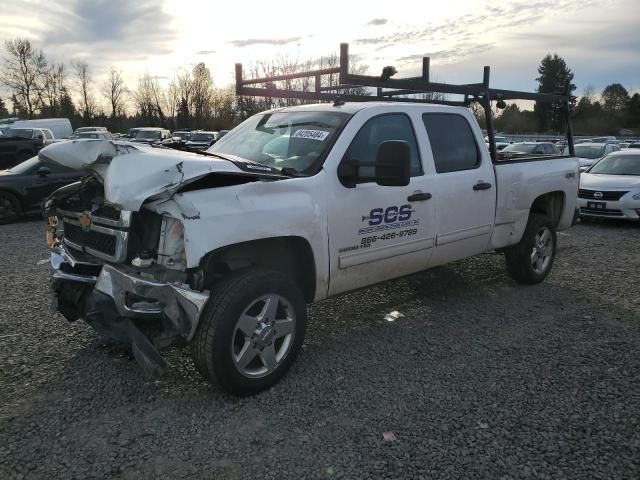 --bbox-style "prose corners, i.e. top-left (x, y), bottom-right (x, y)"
top-left (421, 112), bottom-right (496, 267)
